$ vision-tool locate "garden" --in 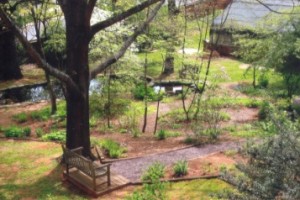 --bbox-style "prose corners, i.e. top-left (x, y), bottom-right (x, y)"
top-left (1, 0), bottom-right (300, 199)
